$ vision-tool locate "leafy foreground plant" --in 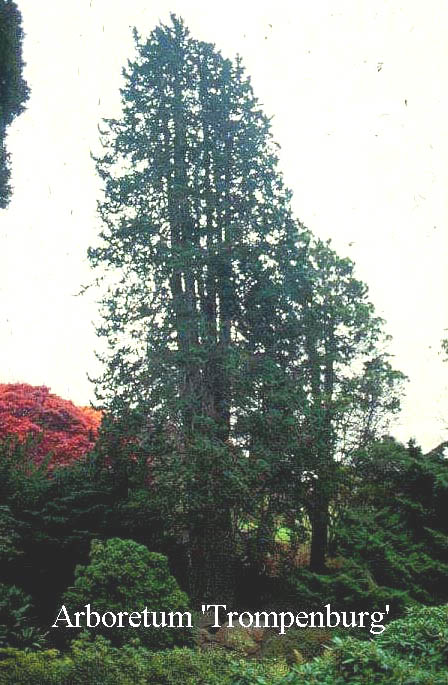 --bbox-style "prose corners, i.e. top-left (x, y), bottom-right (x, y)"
top-left (0, 637), bottom-right (283, 685)
top-left (232, 604), bottom-right (448, 684)
top-left (0, 584), bottom-right (47, 651)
